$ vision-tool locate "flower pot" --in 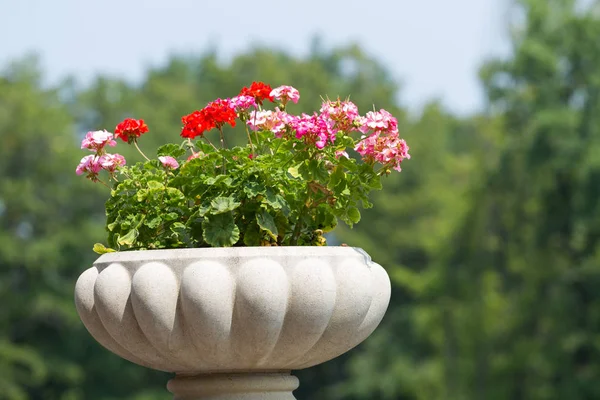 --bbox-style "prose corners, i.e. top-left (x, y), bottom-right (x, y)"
top-left (75, 246), bottom-right (391, 399)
